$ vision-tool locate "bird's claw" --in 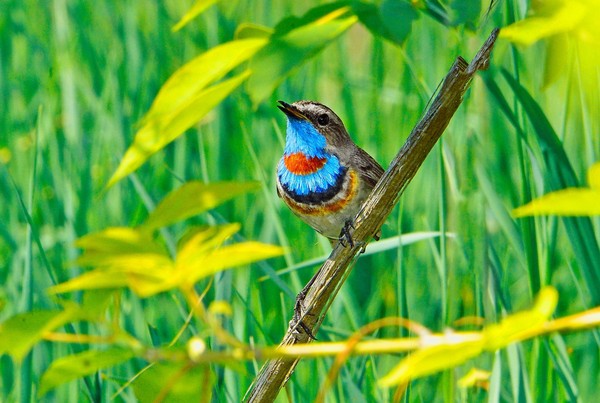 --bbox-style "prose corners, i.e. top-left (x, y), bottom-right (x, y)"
top-left (292, 289), bottom-right (317, 340)
top-left (339, 219), bottom-right (355, 248)
top-left (338, 220), bottom-right (368, 252)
